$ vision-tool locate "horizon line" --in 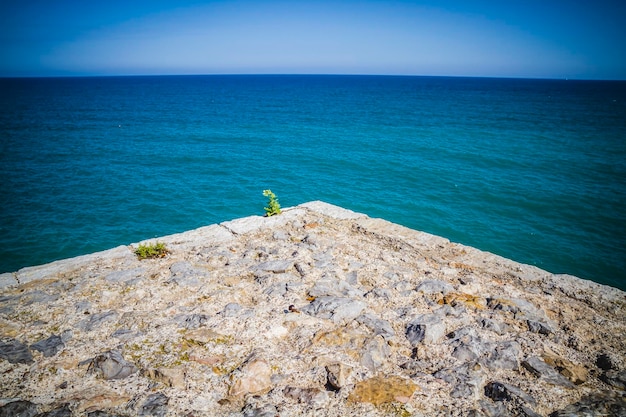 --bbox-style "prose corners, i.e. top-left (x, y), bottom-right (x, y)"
top-left (2, 73), bottom-right (625, 82)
